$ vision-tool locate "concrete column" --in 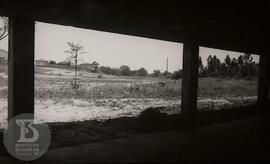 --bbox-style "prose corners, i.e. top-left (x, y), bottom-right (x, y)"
top-left (257, 54), bottom-right (270, 113)
top-left (181, 44), bottom-right (199, 126)
top-left (8, 17), bottom-right (35, 120)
